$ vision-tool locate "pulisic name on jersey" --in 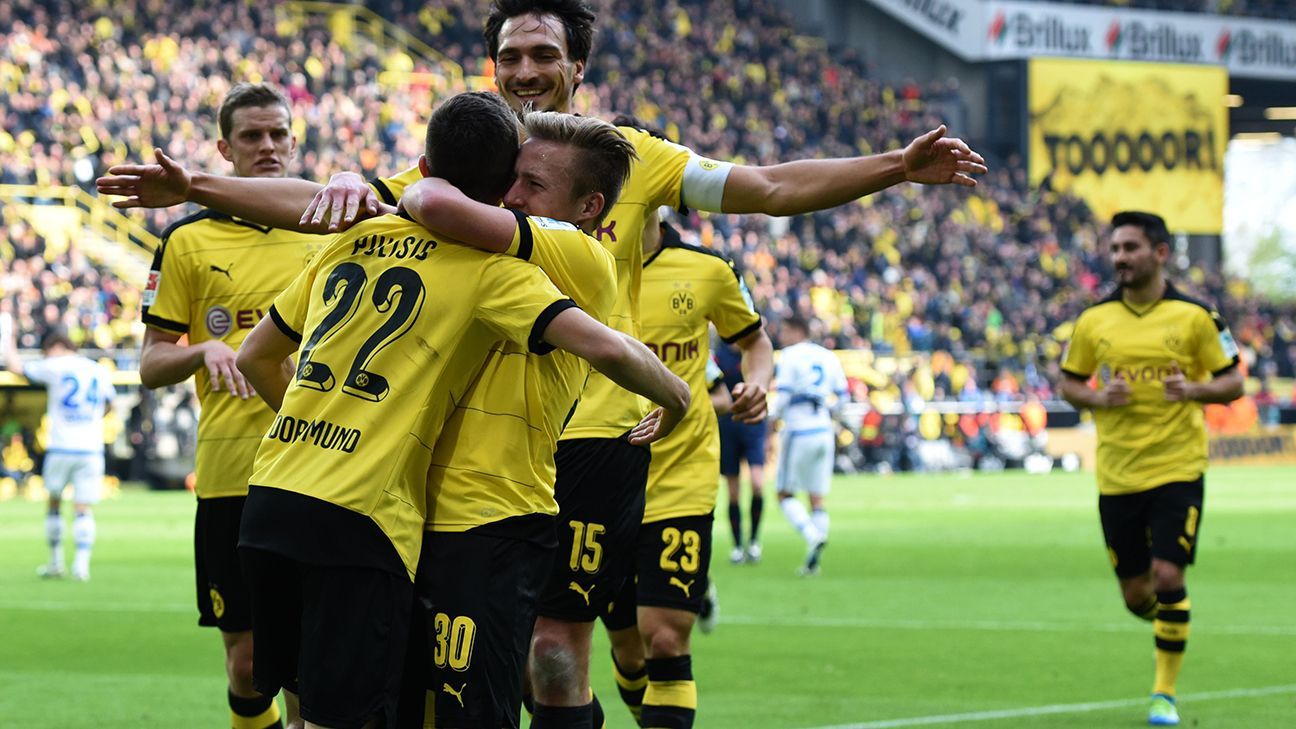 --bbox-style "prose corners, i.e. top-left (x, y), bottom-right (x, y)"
top-left (266, 414), bottom-right (361, 453)
top-left (350, 233), bottom-right (438, 260)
